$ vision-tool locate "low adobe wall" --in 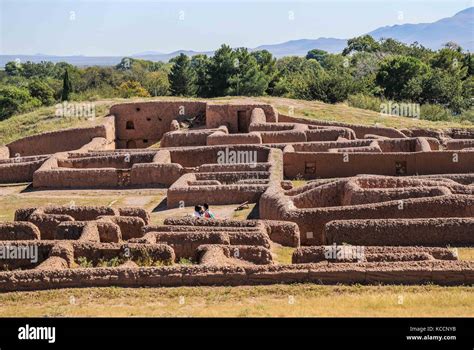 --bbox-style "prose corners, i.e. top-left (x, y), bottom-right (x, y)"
top-left (6, 116), bottom-right (115, 157)
top-left (292, 246), bottom-right (458, 264)
top-left (0, 222), bottom-right (41, 240)
top-left (161, 128), bottom-right (220, 148)
top-left (0, 260), bottom-right (472, 291)
top-left (283, 150), bottom-right (474, 179)
top-left (0, 156), bottom-right (49, 183)
top-left (166, 147), bottom-right (280, 208)
top-left (14, 205), bottom-right (145, 240)
top-left (278, 114), bottom-right (406, 139)
top-left (324, 218), bottom-right (474, 246)
top-left (167, 173), bottom-right (269, 208)
top-left (33, 151), bottom-right (183, 189)
top-left (446, 139), bottom-right (474, 150)
top-left (207, 132), bottom-right (262, 146)
top-left (260, 180), bottom-right (474, 245)
top-left (143, 231), bottom-right (230, 260)
top-left (169, 144), bottom-right (271, 167)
